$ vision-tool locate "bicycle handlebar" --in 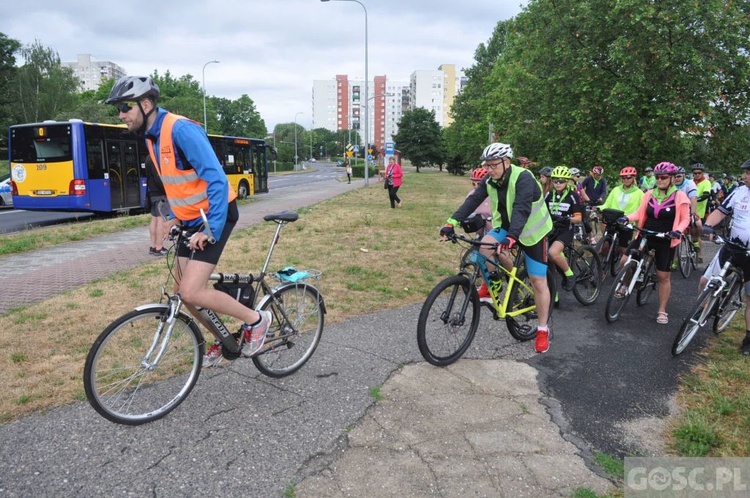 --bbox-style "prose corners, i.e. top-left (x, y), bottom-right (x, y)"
top-left (444, 232), bottom-right (499, 250)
